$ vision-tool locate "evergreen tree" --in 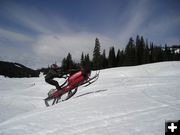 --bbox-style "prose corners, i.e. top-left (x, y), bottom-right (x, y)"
top-left (163, 44), bottom-right (172, 61)
top-left (140, 36), bottom-right (146, 64)
top-left (124, 37), bottom-right (136, 66)
top-left (101, 49), bottom-right (108, 69)
top-left (84, 54), bottom-right (91, 70)
top-left (66, 53), bottom-right (73, 69)
top-left (152, 46), bottom-right (163, 62)
top-left (108, 47), bottom-right (116, 67)
top-left (81, 52), bottom-right (85, 68)
top-left (116, 49), bottom-right (124, 66)
top-left (136, 35), bottom-right (145, 65)
top-left (93, 38), bottom-right (101, 70)
top-left (149, 42), bottom-right (154, 63)
top-left (136, 35), bottom-right (140, 64)
top-left (143, 39), bottom-right (150, 64)
top-left (61, 58), bottom-right (67, 72)
top-left (61, 53), bottom-right (74, 72)
top-left (61, 34), bottom-right (180, 72)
